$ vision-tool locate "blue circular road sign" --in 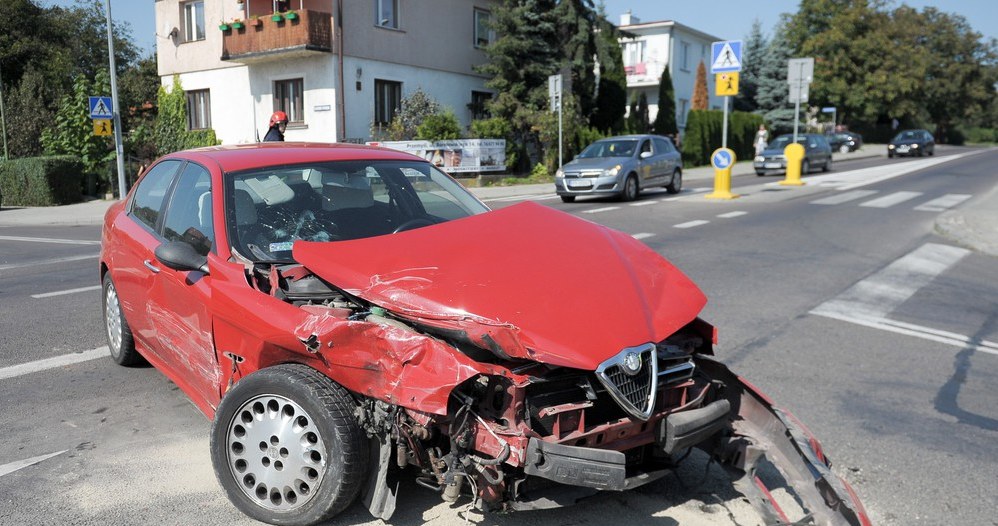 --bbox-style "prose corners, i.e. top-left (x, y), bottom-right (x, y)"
top-left (711, 148), bottom-right (735, 170)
